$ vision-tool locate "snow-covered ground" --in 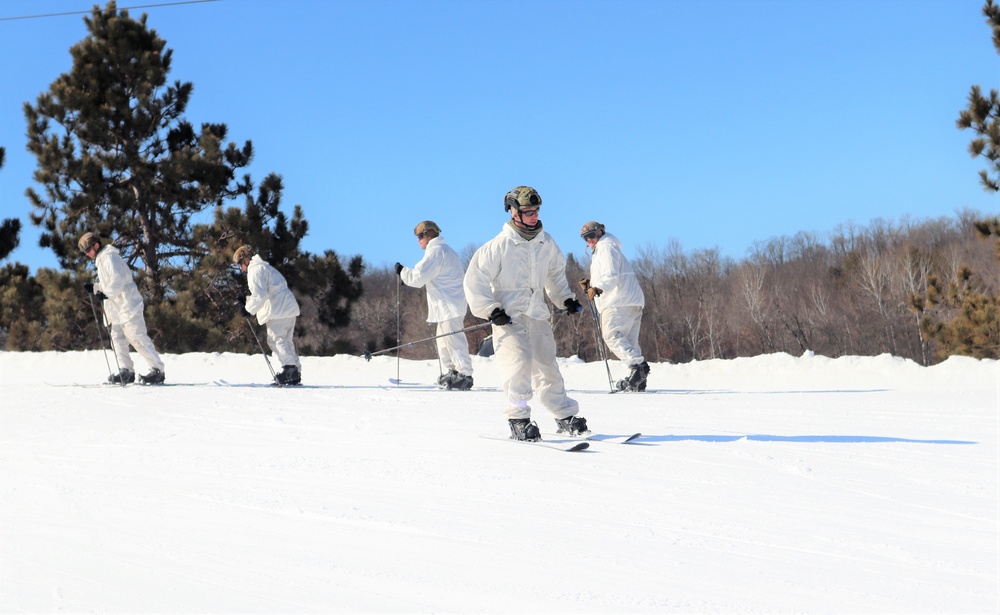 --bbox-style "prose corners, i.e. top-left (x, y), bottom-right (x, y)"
top-left (1, 350), bottom-right (997, 614)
